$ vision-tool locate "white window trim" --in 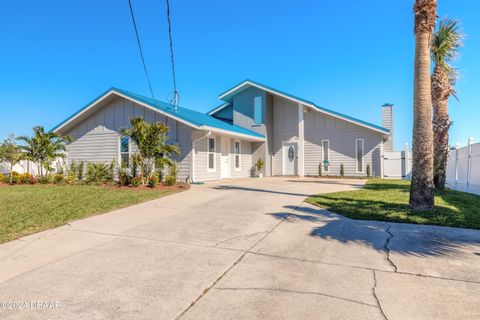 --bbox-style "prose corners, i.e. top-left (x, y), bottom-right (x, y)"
top-left (356, 138), bottom-right (365, 173)
top-left (321, 140), bottom-right (330, 173)
top-left (119, 136), bottom-right (131, 166)
top-left (207, 136), bottom-right (216, 172)
top-left (234, 140), bottom-right (241, 171)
